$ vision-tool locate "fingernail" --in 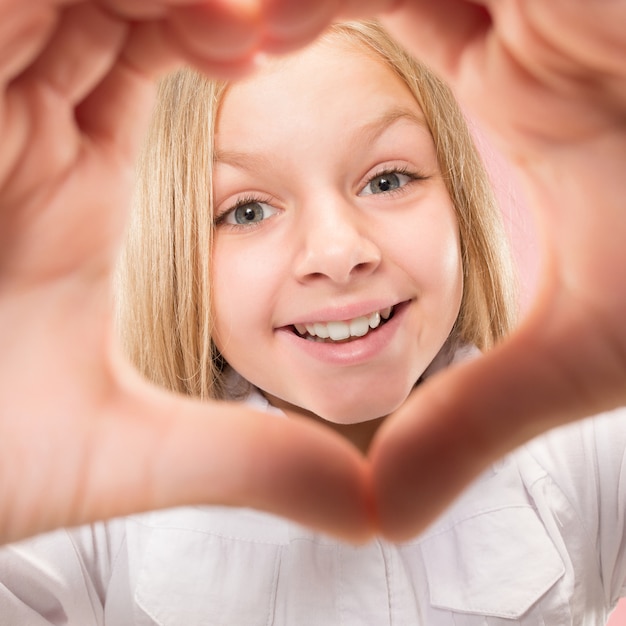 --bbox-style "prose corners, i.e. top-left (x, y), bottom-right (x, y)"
top-left (169, 2), bottom-right (262, 63)
top-left (263, 0), bottom-right (336, 40)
